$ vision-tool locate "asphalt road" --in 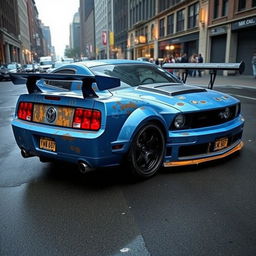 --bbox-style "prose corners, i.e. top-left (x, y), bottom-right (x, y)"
top-left (0, 78), bottom-right (256, 256)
